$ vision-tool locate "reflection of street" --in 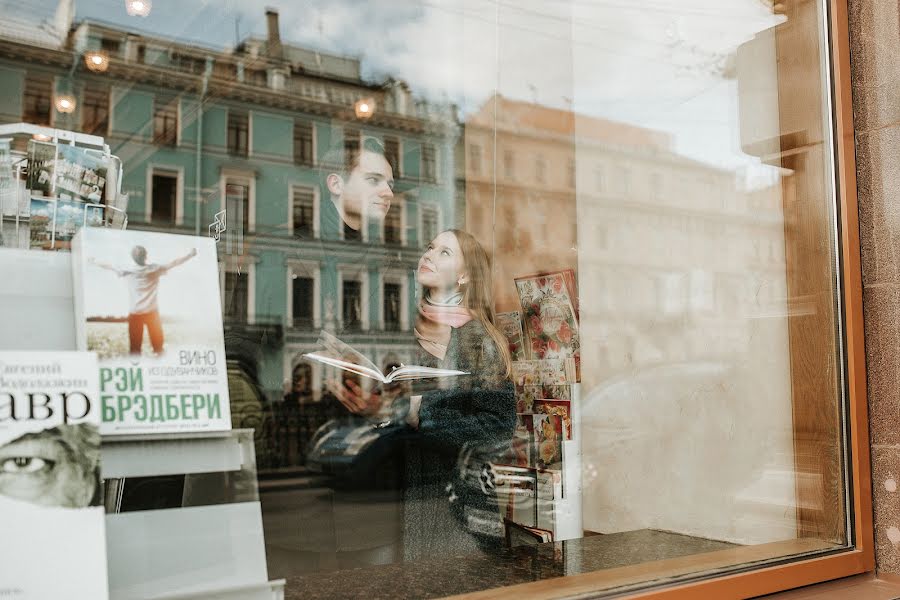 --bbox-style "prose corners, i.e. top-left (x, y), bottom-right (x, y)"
top-left (260, 471), bottom-right (403, 578)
